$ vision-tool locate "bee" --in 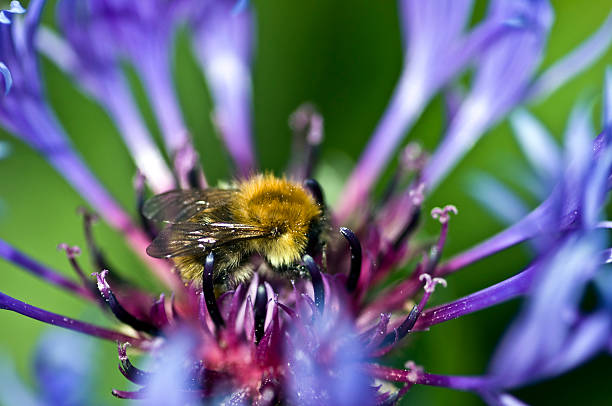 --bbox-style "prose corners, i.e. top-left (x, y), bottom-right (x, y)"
top-left (143, 174), bottom-right (326, 287)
